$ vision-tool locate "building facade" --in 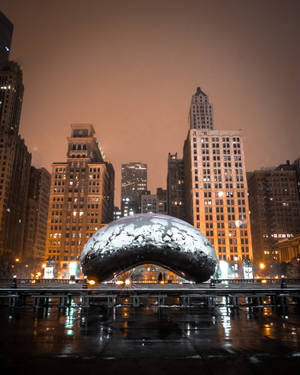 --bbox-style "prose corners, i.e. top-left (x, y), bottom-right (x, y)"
top-left (23, 167), bottom-right (51, 272)
top-left (45, 124), bottom-right (114, 278)
top-left (167, 153), bottom-right (186, 220)
top-left (274, 235), bottom-right (300, 263)
top-left (141, 193), bottom-right (158, 214)
top-left (121, 162), bottom-right (147, 216)
top-left (184, 129), bottom-right (253, 271)
top-left (276, 159), bottom-right (300, 200)
top-left (156, 188), bottom-right (167, 214)
top-left (141, 188), bottom-right (167, 215)
top-left (189, 87), bottom-right (213, 130)
top-left (247, 168), bottom-right (300, 265)
top-left (0, 61), bottom-right (31, 275)
top-left (0, 11), bottom-right (13, 62)
top-left (0, 61), bottom-right (24, 135)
